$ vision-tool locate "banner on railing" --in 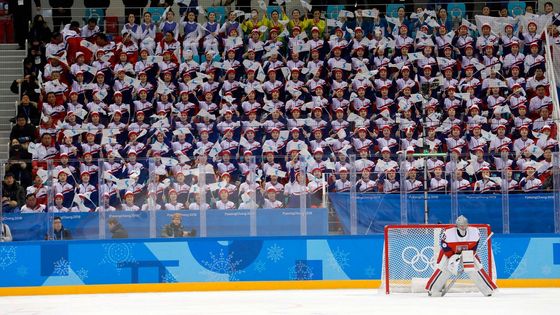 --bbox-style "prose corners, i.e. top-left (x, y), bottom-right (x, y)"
top-left (1, 208), bottom-right (328, 241)
top-left (329, 193), bottom-right (555, 234)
